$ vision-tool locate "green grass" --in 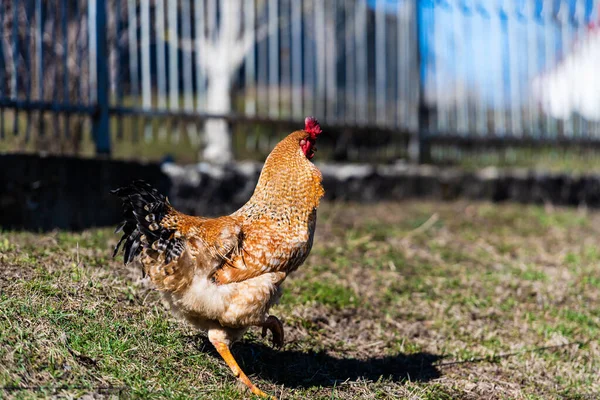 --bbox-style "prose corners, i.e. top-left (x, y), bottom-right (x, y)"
top-left (1, 200), bottom-right (600, 399)
top-left (6, 106), bottom-right (600, 171)
top-left (437, 144), bottom-right (600, 173)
